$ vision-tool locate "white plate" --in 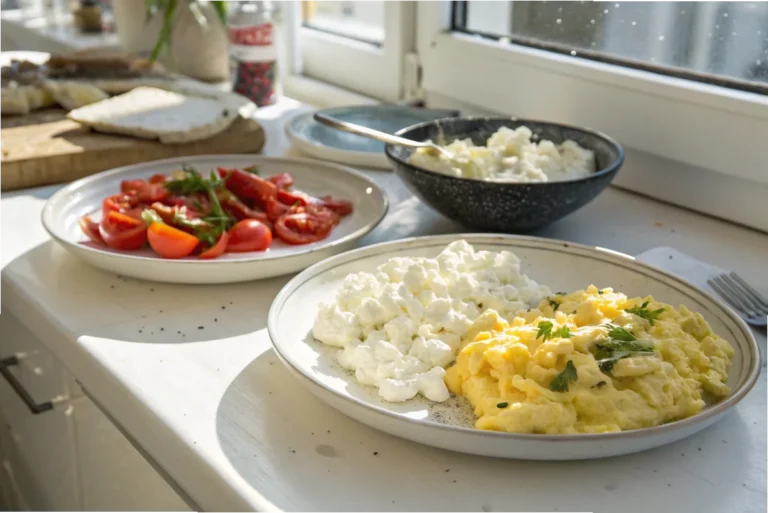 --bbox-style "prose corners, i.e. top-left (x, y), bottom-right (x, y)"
top-left (286, 106), bottom-right (460, 169)
top-left (42, 155), bottom-right (388, 284)
top-left (268, 234), bottom-right (760, 460)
